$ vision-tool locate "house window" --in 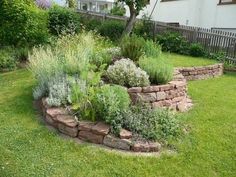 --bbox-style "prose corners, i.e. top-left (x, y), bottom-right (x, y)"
top-left (219, 0), bottom-right (236, 4)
